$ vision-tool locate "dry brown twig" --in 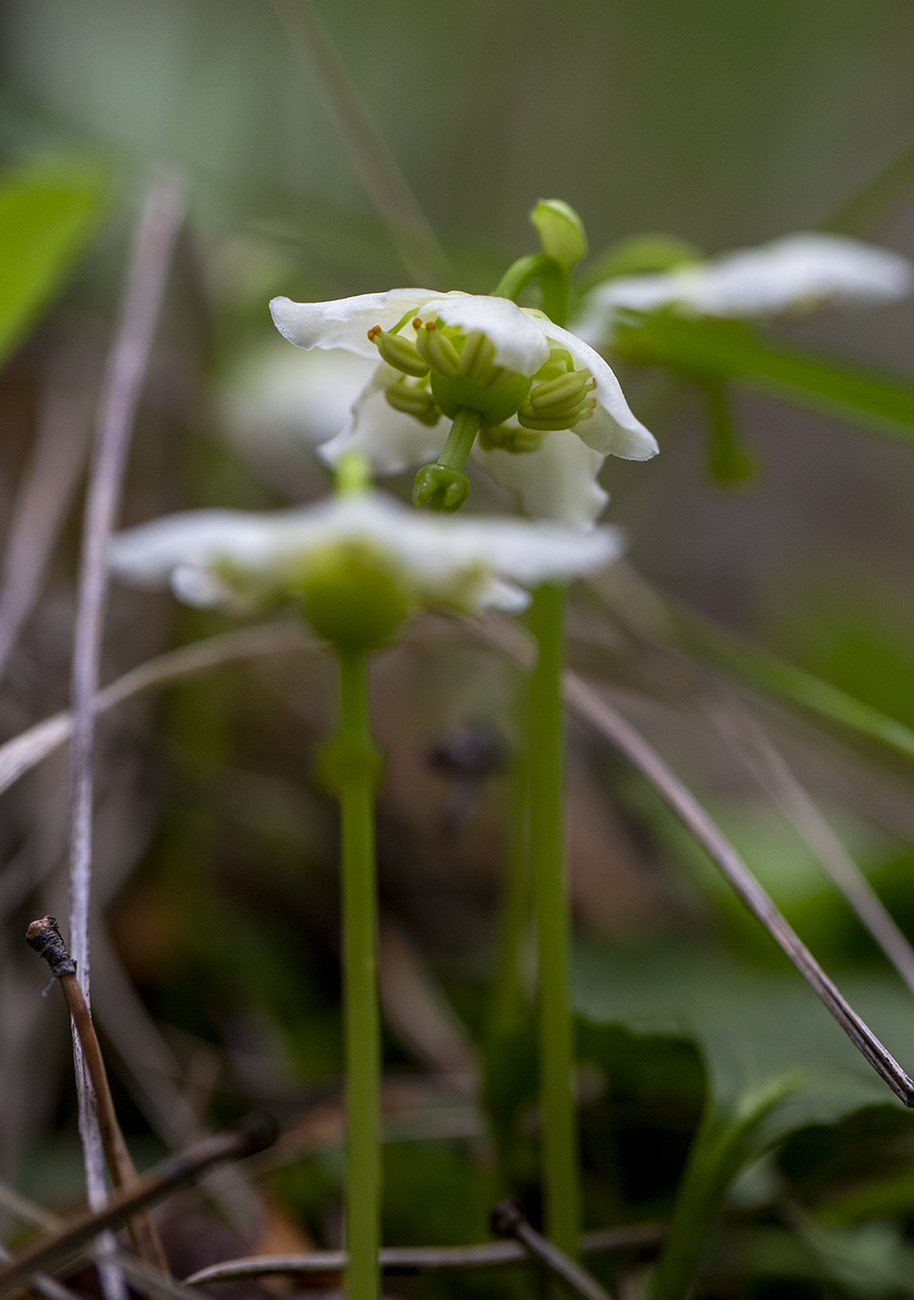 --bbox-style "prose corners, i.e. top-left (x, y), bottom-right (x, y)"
top-left (25, 917), bottom-right (168, 1273)
top-left (0, 1117), bottom-right (276, 1300)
